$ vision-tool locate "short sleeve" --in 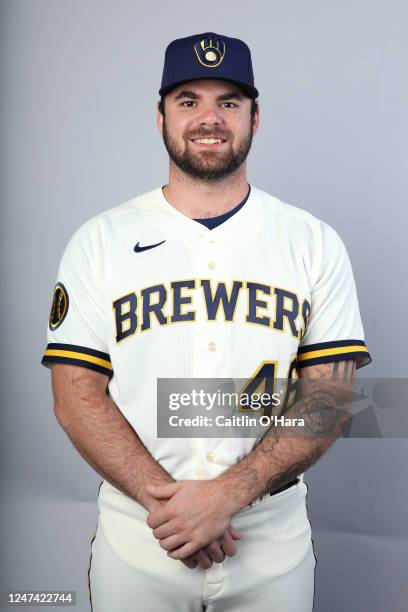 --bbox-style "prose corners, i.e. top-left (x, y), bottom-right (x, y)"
top-left (297, 221), bottom-right (372, 370)
top-left (41, 220), bottom-right (113, 378)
